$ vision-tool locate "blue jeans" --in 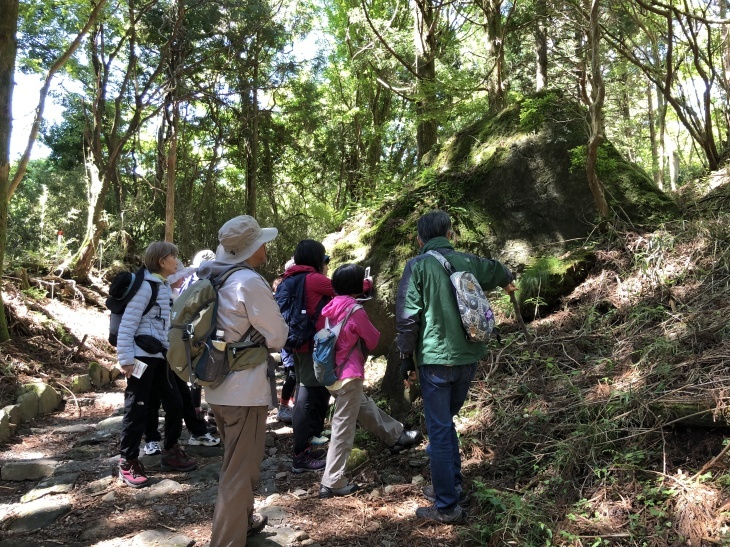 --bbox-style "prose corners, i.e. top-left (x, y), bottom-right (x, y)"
top-left (420, 363), bottom-right (477, 511)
